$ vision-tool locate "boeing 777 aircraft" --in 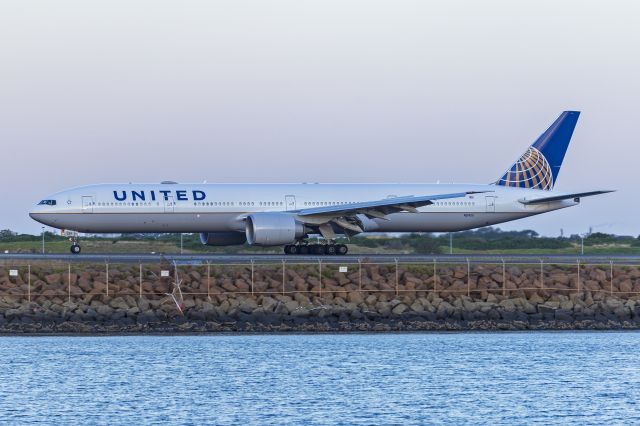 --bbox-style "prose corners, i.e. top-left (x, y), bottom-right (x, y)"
top-left (30, 111), bottom-right (612, 255)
